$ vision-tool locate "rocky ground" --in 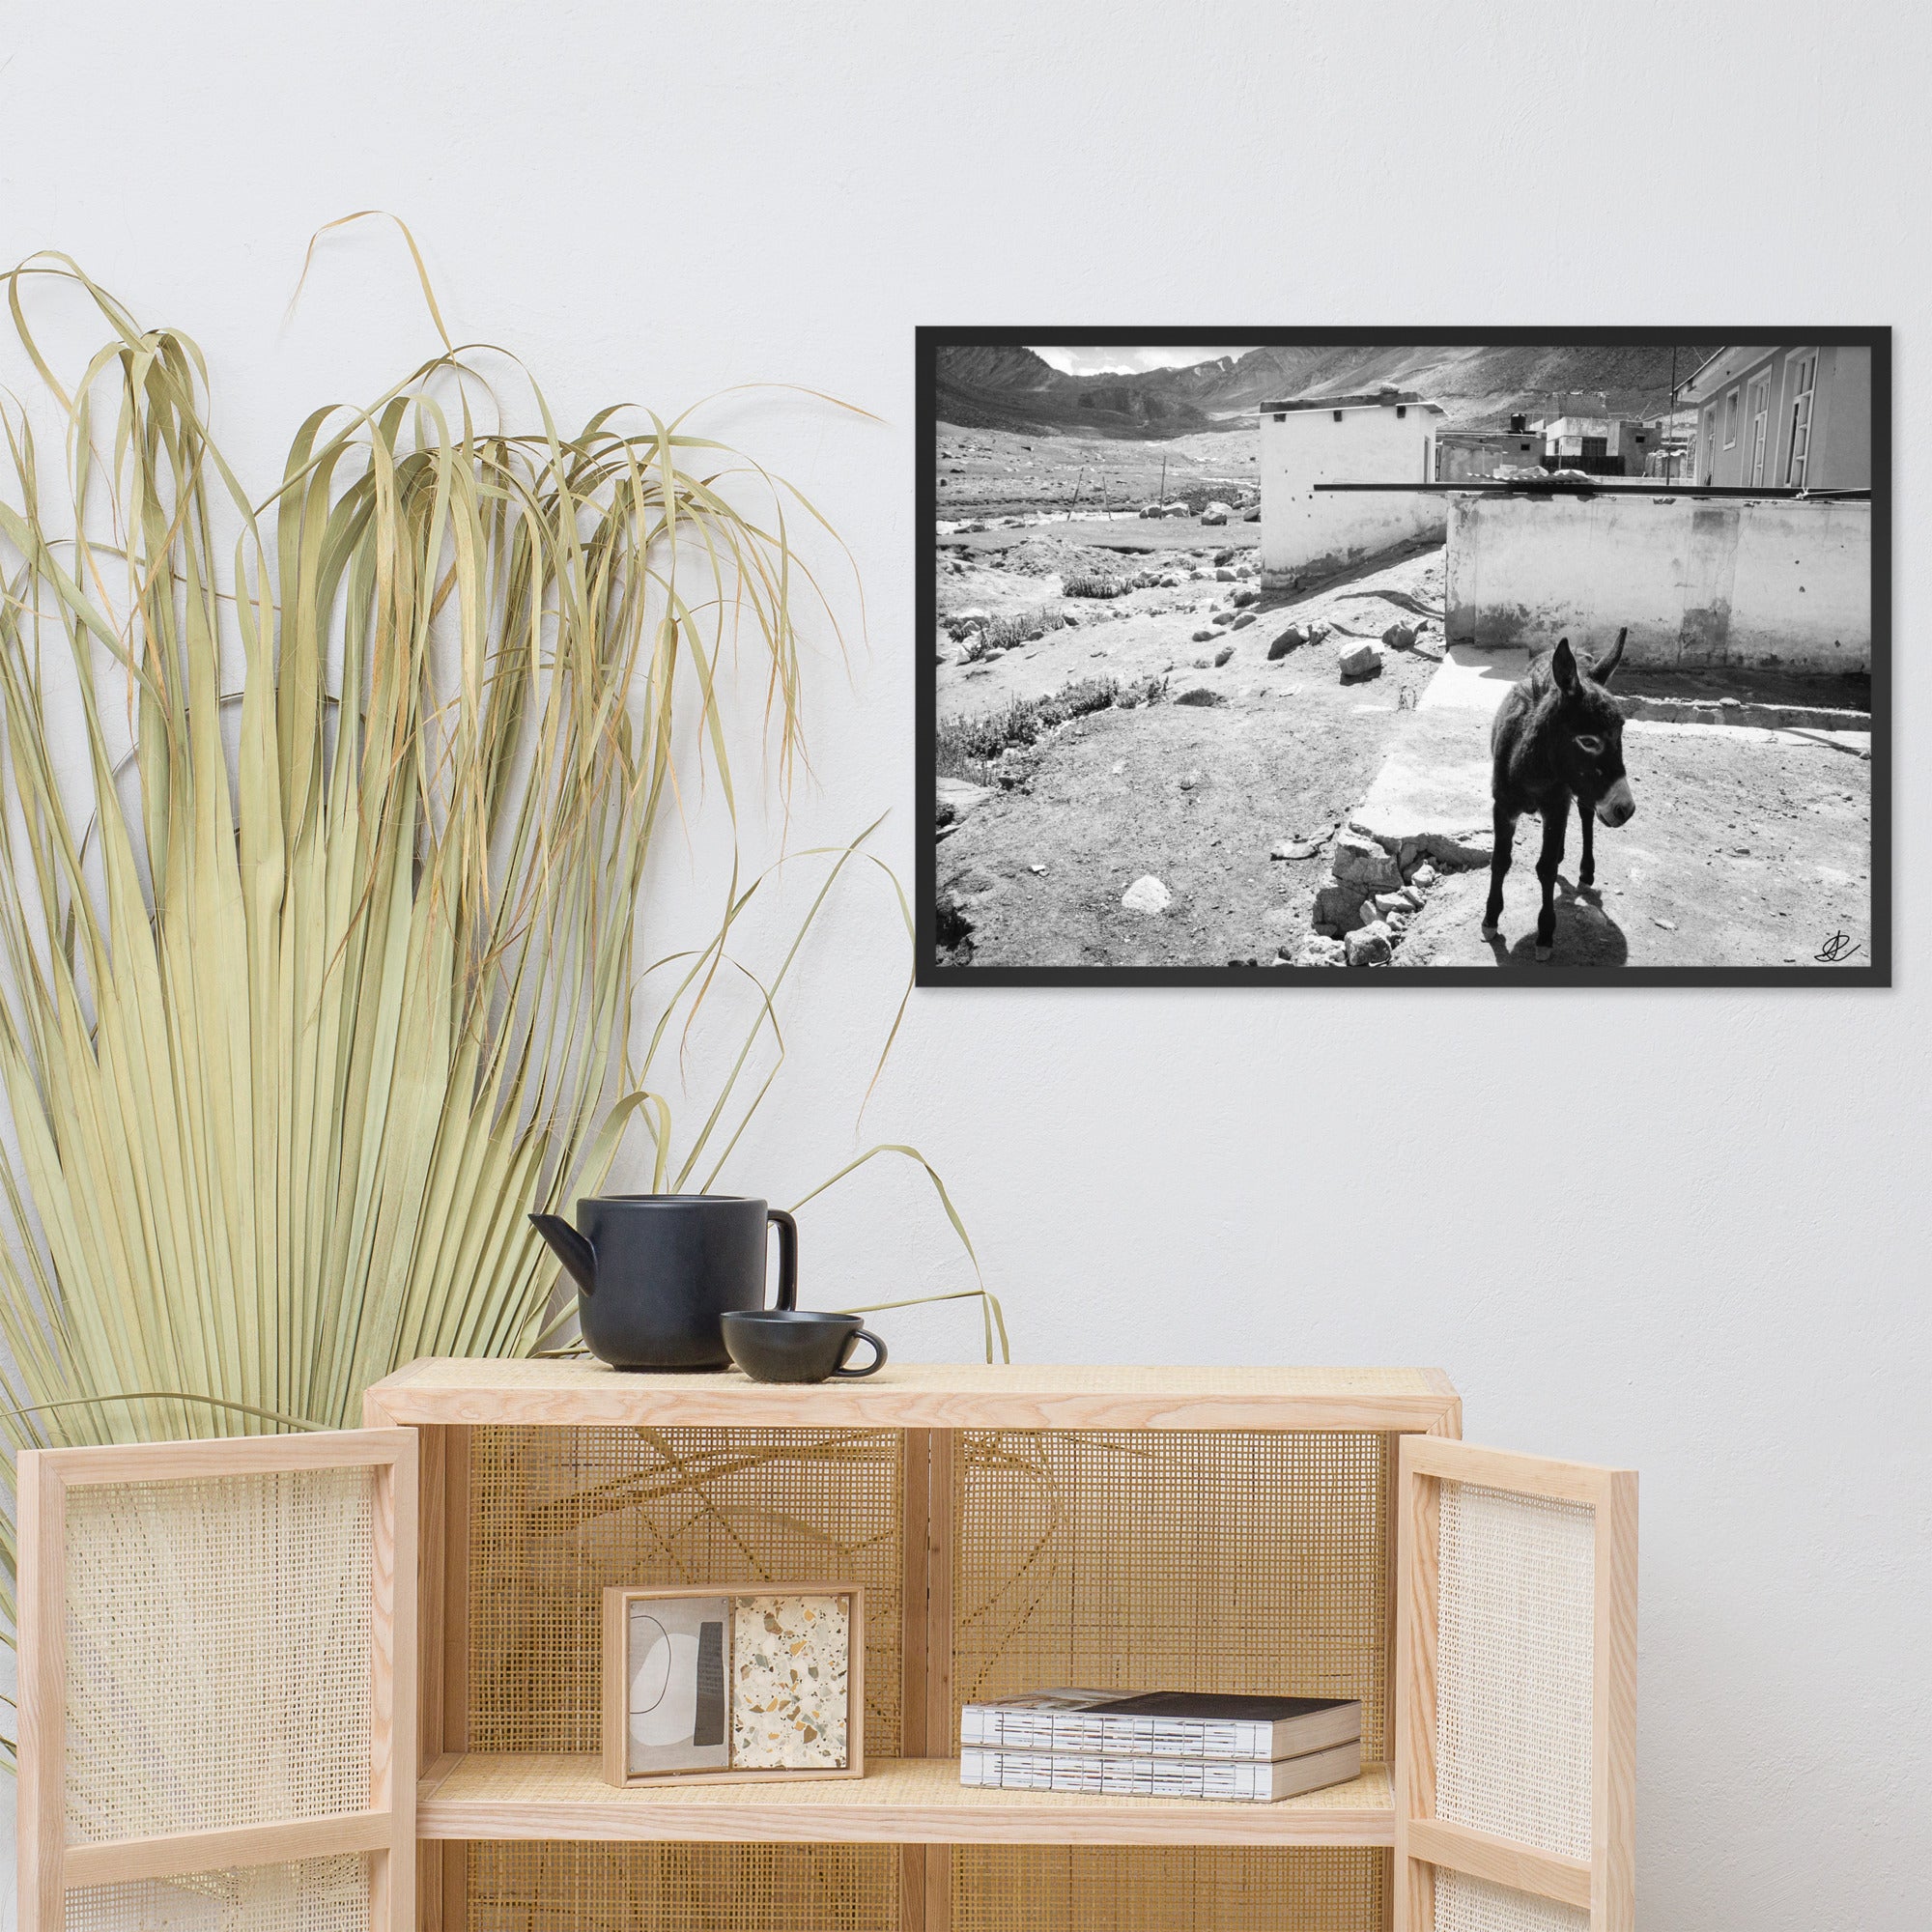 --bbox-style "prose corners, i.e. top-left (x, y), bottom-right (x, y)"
top-left (936, 423), bottom-right (1259, 524)
top-left (934, 534), bottom-right (1872, 973)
